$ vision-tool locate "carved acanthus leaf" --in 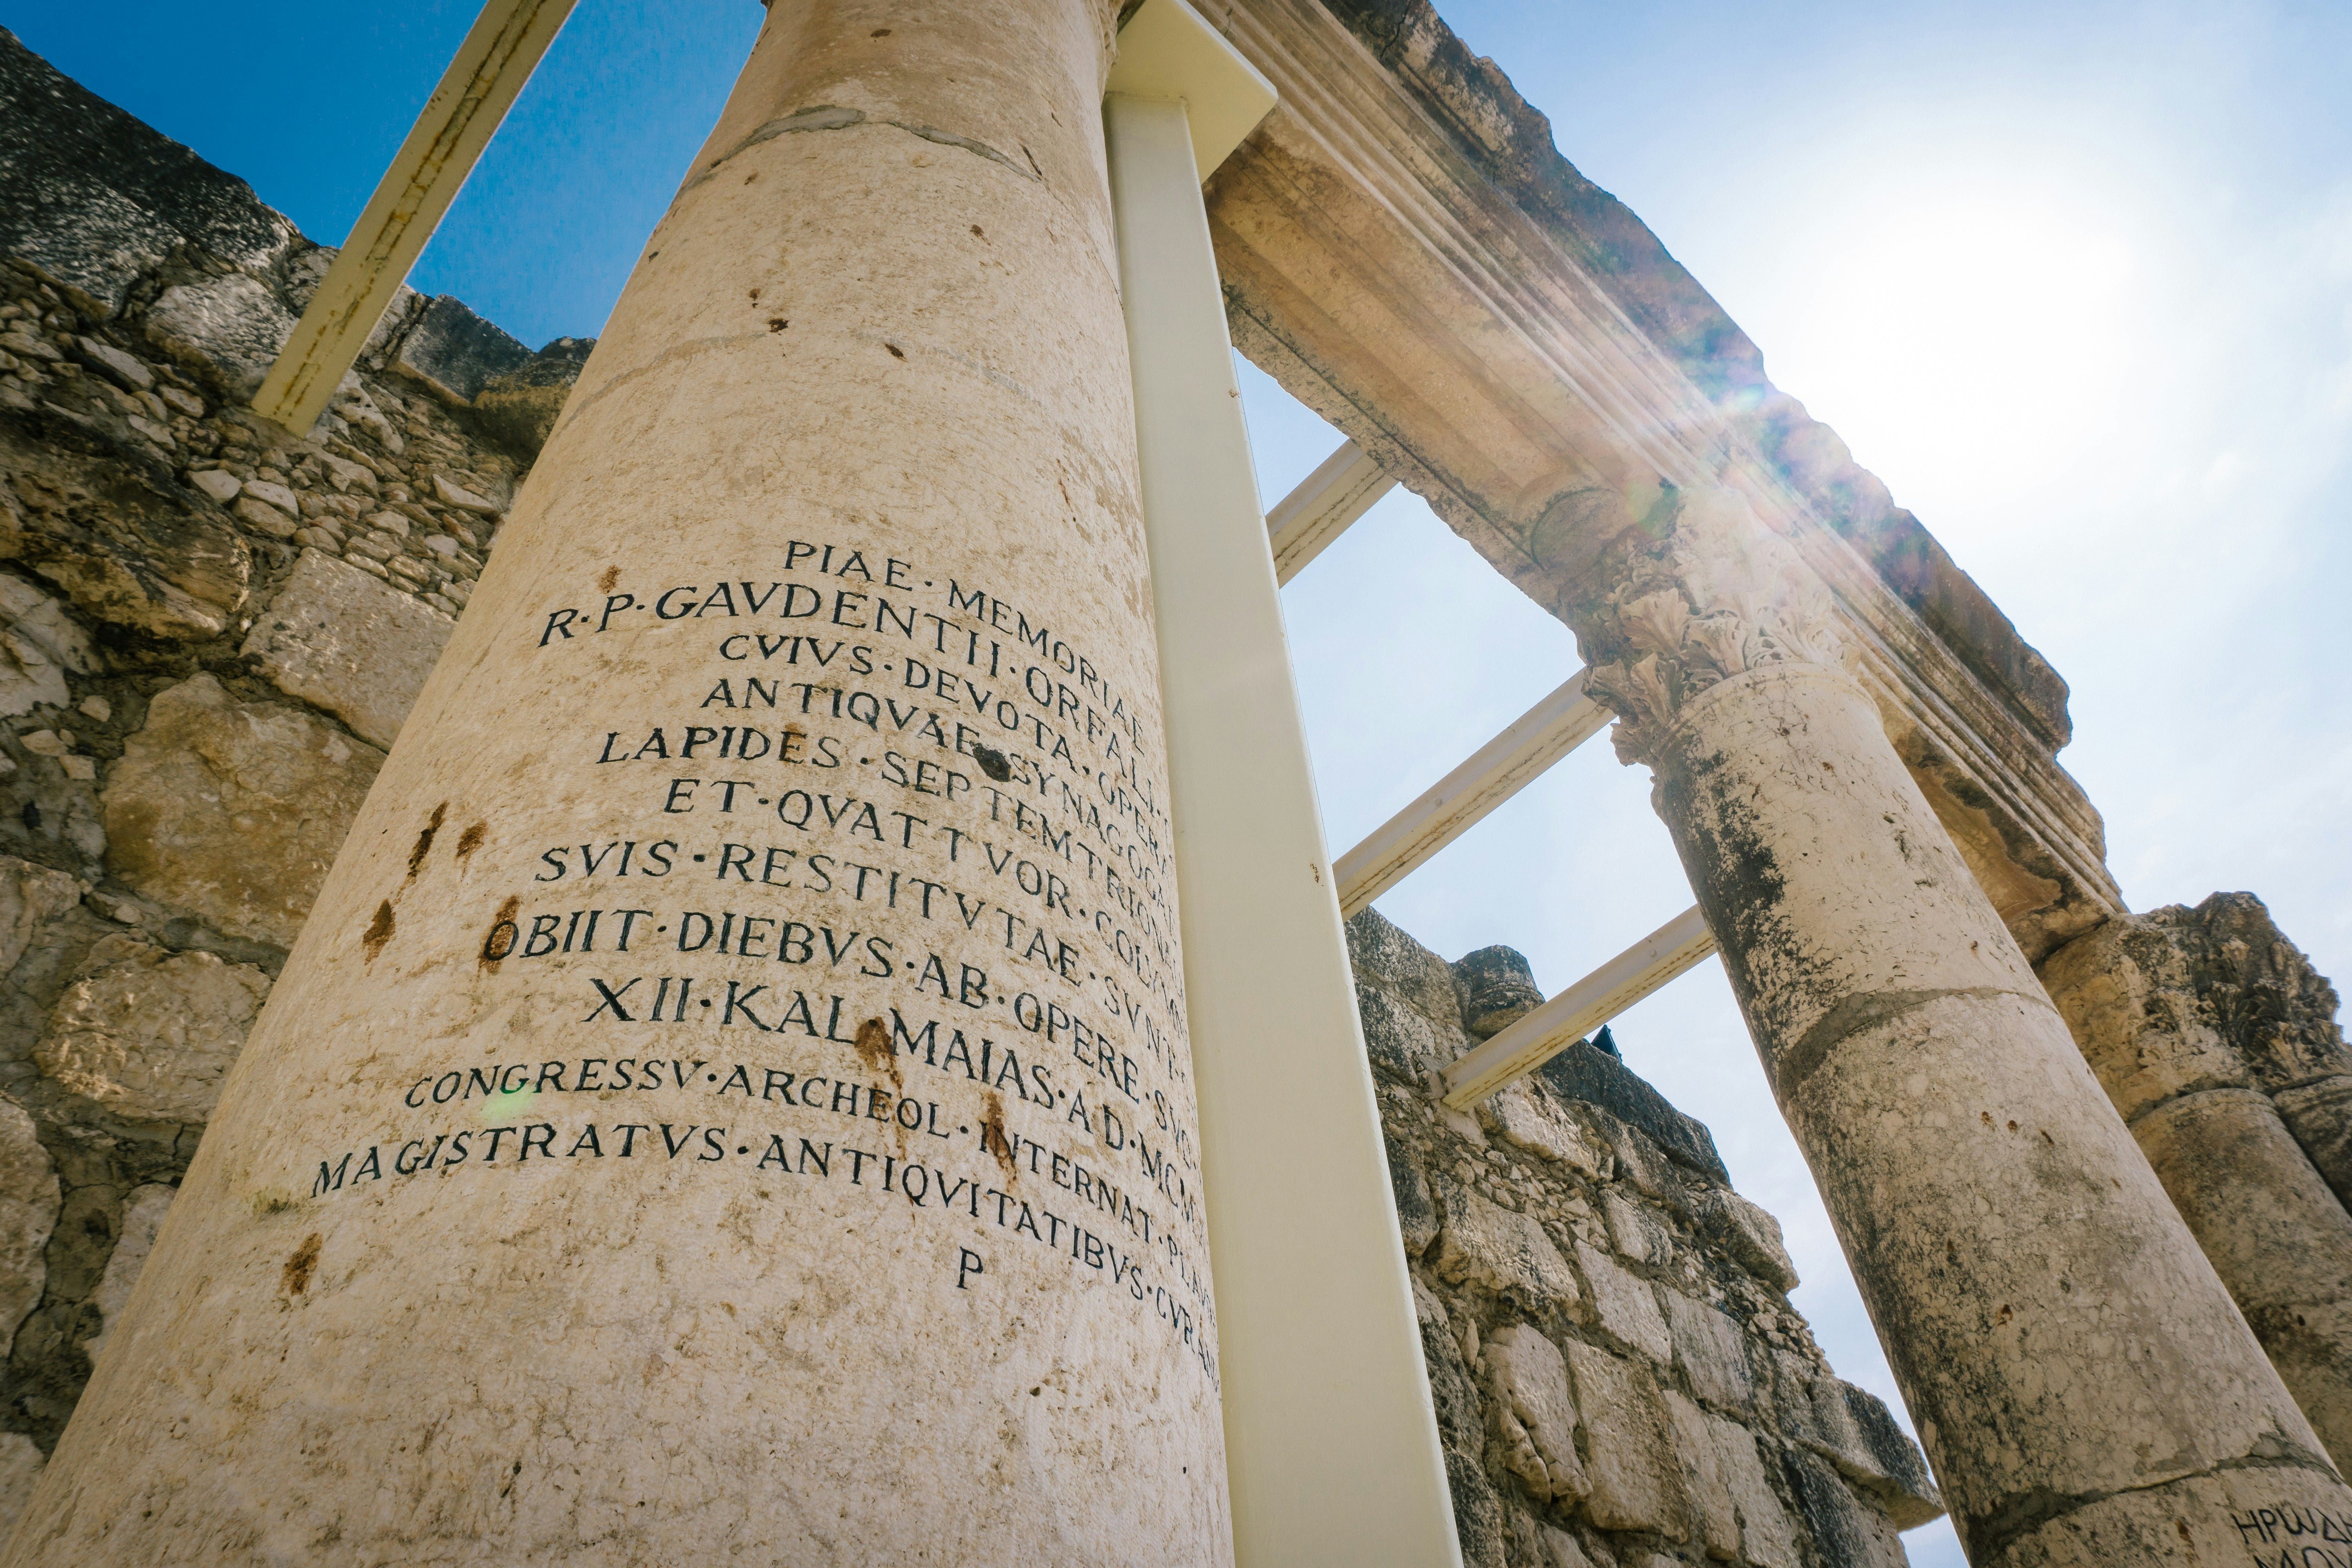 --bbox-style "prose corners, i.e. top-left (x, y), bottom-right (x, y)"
top-left (1569, 486), bottom-right (1855, 758)
top-left (1617, 590), bottom-right (1691, 657)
